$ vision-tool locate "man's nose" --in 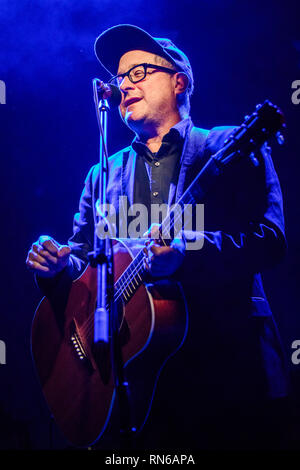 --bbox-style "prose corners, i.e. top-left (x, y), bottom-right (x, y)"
top-left (120, 75), bottom-right (135, 93)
